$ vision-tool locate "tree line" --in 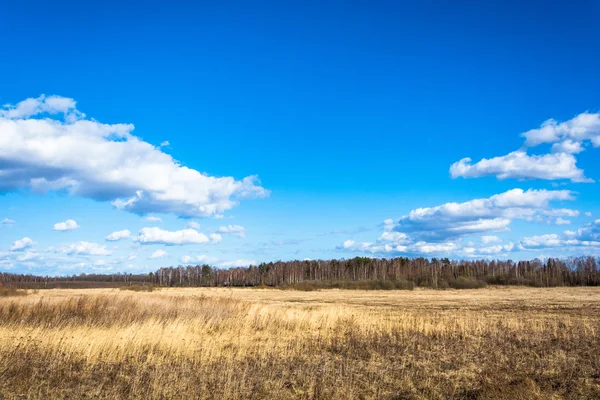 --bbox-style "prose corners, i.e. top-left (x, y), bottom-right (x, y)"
top-left (2, 256), bottom-right (599, 289)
